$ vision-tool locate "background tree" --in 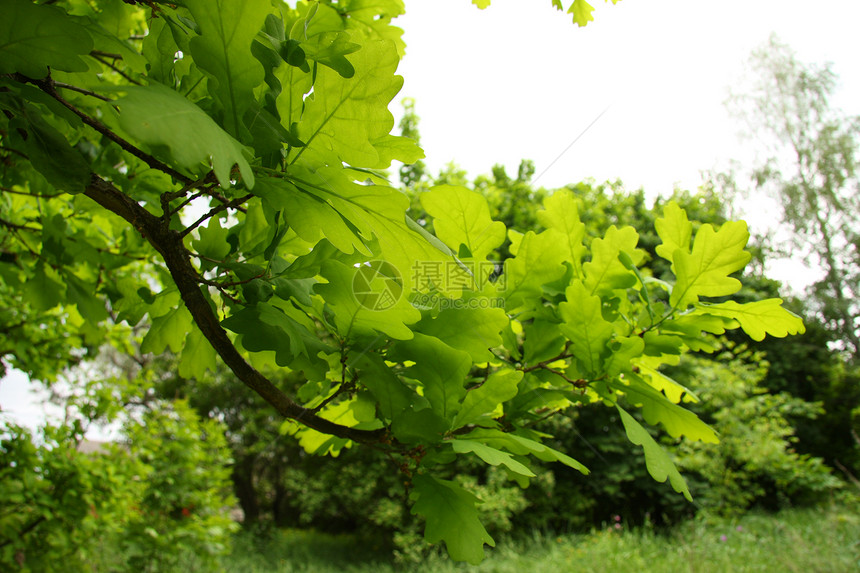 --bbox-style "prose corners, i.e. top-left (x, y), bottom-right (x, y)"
top-left (729, 35), bottom-right (860, 360)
